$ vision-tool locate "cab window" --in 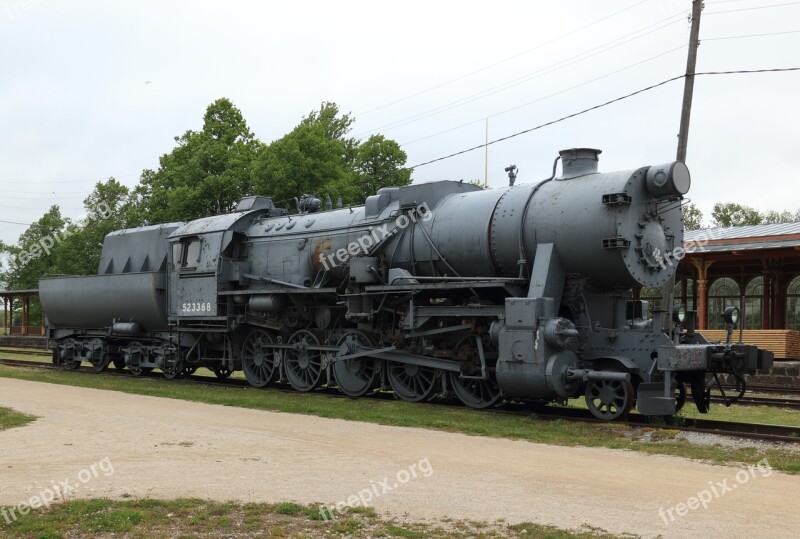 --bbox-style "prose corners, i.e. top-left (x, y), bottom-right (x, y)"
top-left (180, 238), bottom-right (202, 269)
